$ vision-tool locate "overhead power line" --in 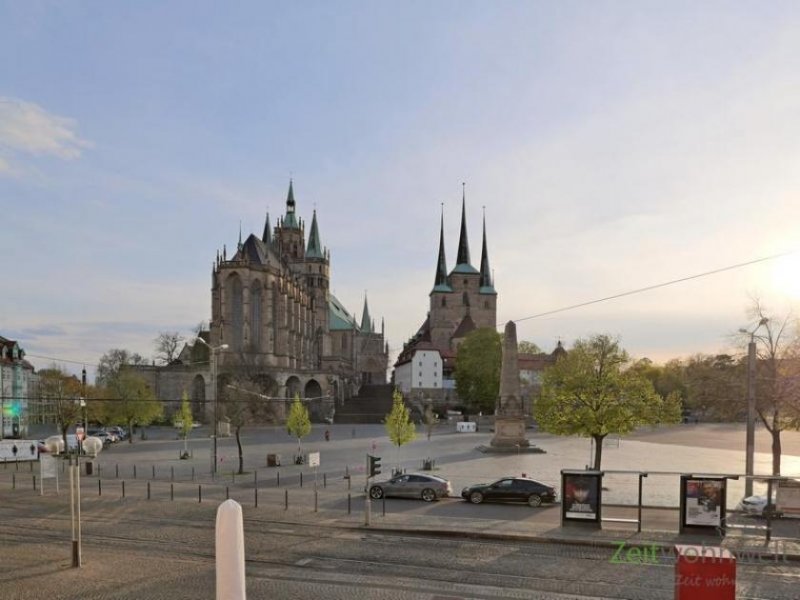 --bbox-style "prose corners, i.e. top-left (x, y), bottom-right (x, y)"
top-left (509, 249), bottom-right (797, 326)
